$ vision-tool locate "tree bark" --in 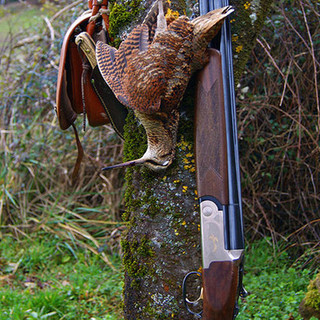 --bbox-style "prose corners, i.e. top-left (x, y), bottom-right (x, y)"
top-left (109, 0), bottom-right (274, 318)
